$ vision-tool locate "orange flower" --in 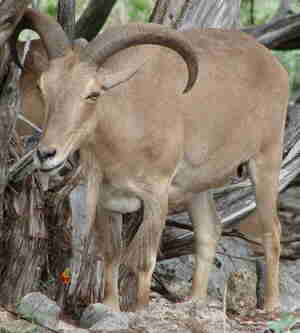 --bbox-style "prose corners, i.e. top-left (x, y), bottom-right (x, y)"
top-left (60, 268), bottom-right (71, 285)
